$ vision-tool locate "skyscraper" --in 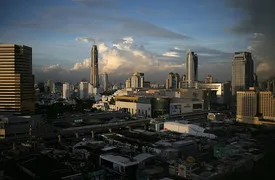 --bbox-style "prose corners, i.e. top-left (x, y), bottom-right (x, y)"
top-left (0, 44), bottom-right (35, 113)
top-left (103, 72), bottom-right (109, 91)
top-left (62, 82), bottom-right (70, 100)
top-left (130, 72), bottom-right (144, 88)
top-left (186, 49), bottom-right (198, 87)
top-left (79, 81), bottom-right (89, 99)
top-left (236, 89), bottom-right (258, 123)
top-left (232, 52), bottom-right (254, 96)
top-left (90, 45), bottom-right (99, 87)
top-left (236, 89), bottom-right (275, 124)
top-left (165, 72), bottom-right (180, 89)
